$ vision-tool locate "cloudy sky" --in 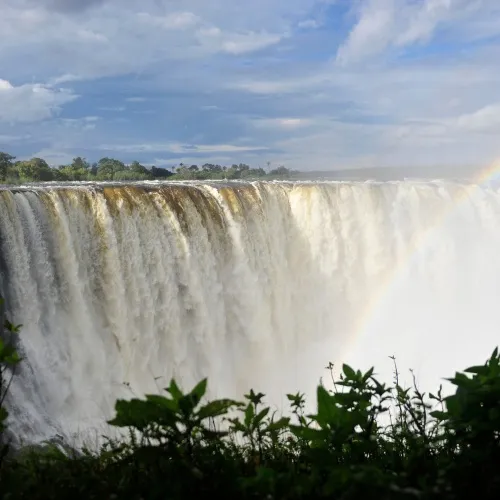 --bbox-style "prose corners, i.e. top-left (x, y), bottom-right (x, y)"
top-left (1, 0), bottom-right (500, 171)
